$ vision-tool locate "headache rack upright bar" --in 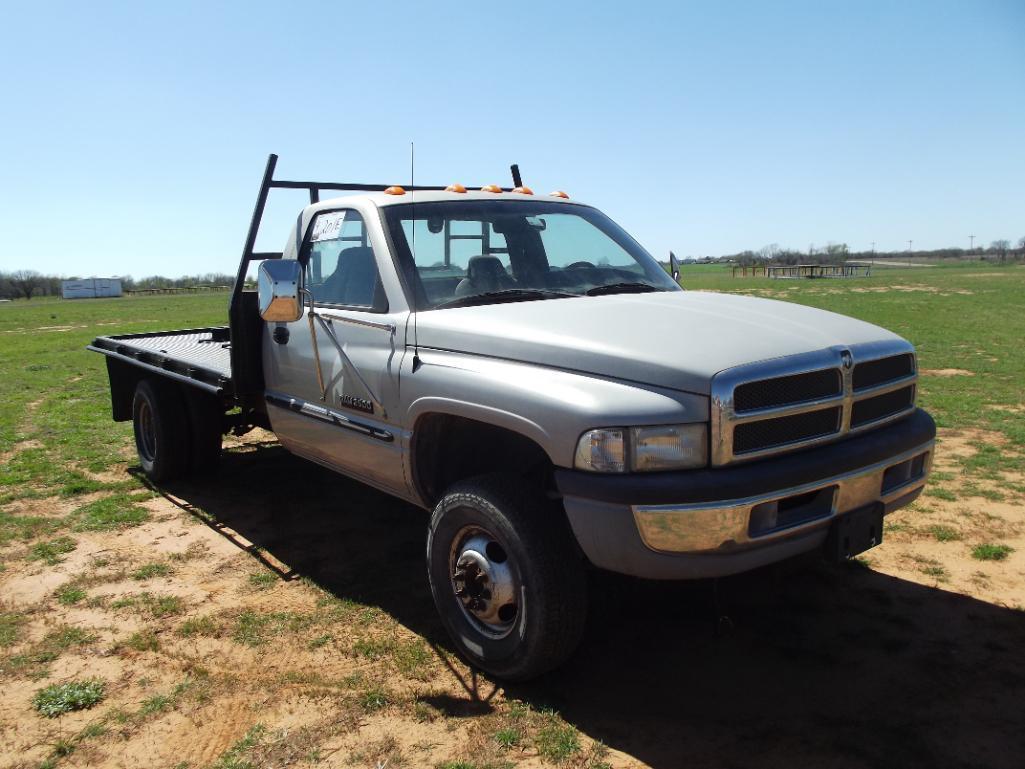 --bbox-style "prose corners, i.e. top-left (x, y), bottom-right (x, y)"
top-left (228, 153), bottom-right (522, 400)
